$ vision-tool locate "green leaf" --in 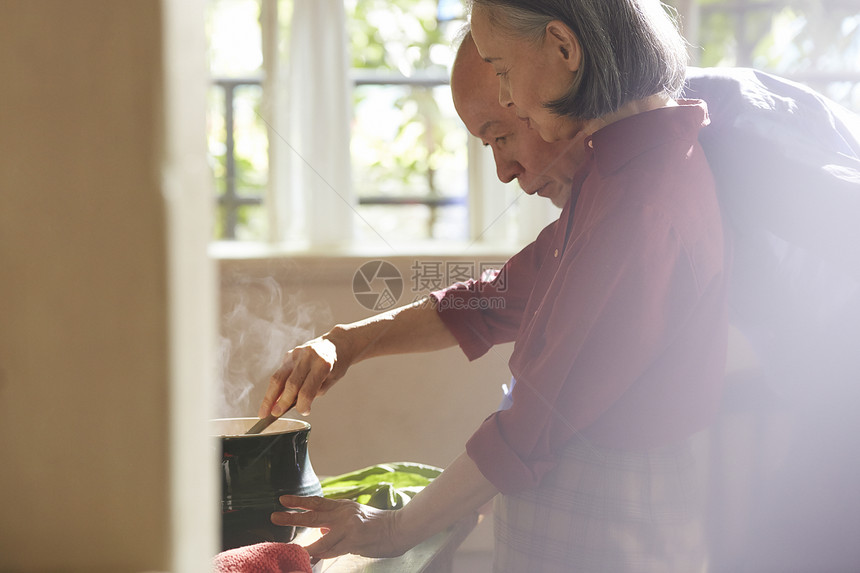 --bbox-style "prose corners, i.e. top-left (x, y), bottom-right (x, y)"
top-left (320, 462), bottom-right (443, 510)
